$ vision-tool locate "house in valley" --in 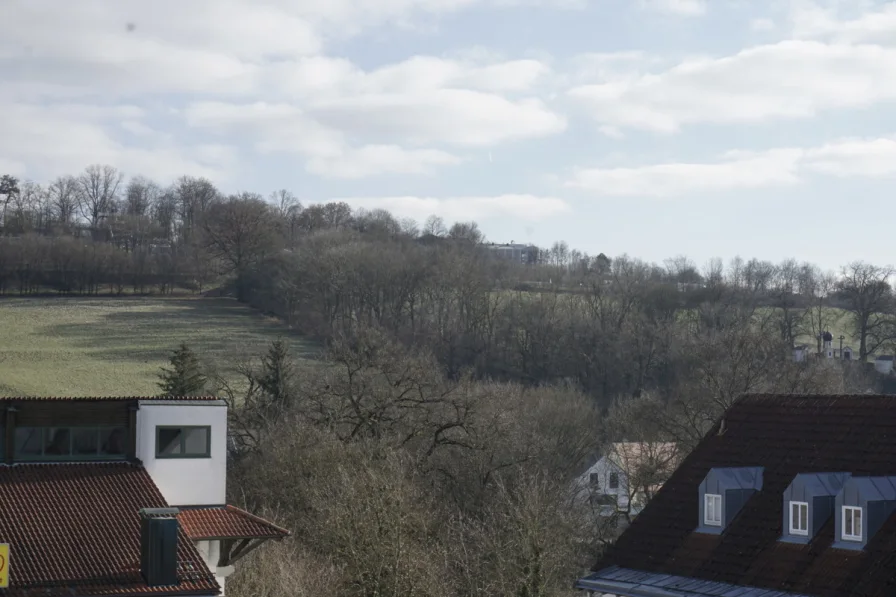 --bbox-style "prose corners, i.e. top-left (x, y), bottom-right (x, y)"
top-left (0, 395), bottom-right (288, 596)
top-left (576, 442), bottom-right (679, 518)
top-left (576, 393), bottom-right (896, 597)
